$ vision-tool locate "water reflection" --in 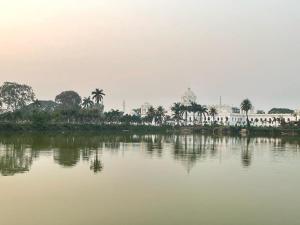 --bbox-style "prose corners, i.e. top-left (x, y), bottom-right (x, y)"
top-left (0, 133), bottom-right (300, 176)
top-left (241, 137), bottom-right (252, 167)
